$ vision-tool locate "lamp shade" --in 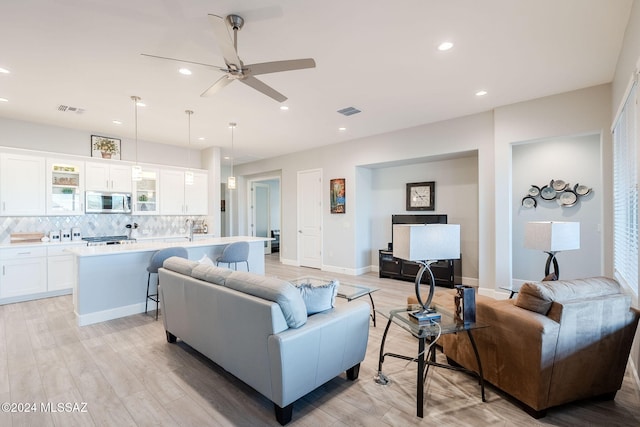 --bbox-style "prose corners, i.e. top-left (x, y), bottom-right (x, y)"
top-left (393, 224), bottom-right (460, 261)
top-left (524, 221), bottom-right (580, 252)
